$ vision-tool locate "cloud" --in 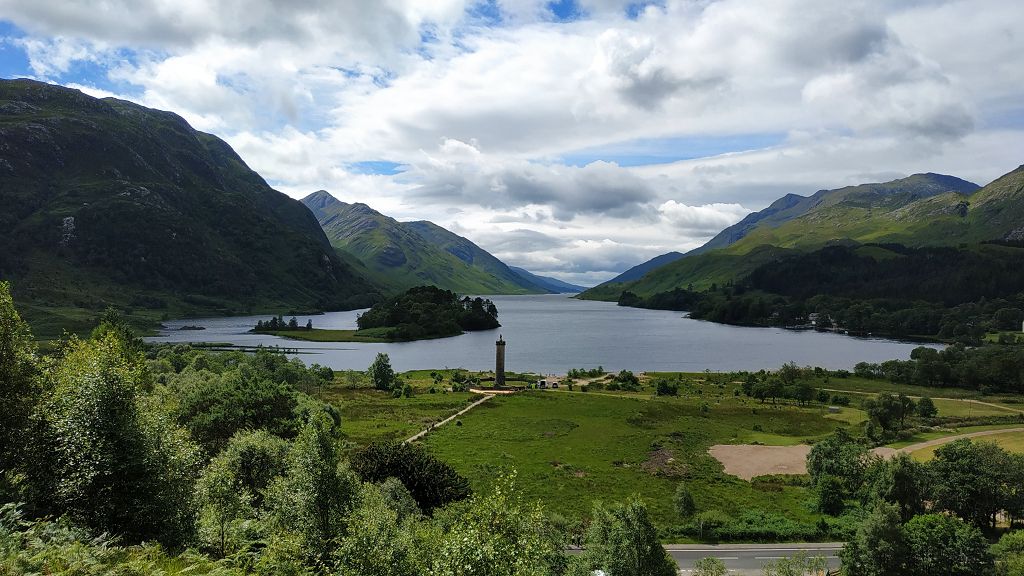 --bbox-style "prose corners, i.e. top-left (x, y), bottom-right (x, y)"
top-left (408, 140), bottom-right (658, 220)
top-left (2, 0), bottom-right (1023, 283)
top-left (658, 201), bottom-right (749, 234)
